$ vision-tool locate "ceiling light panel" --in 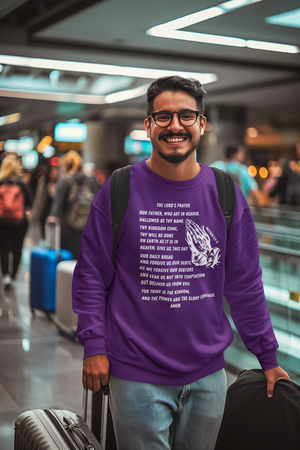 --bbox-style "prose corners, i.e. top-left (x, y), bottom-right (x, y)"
top-left (147, 0), bottom-right (299, 54)
top-left (0, 55), bottom-right (218, 86)
top-left (221, 0), bottom-right (263, 11)
top-left (266, 8), bottom-right (300, 29)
